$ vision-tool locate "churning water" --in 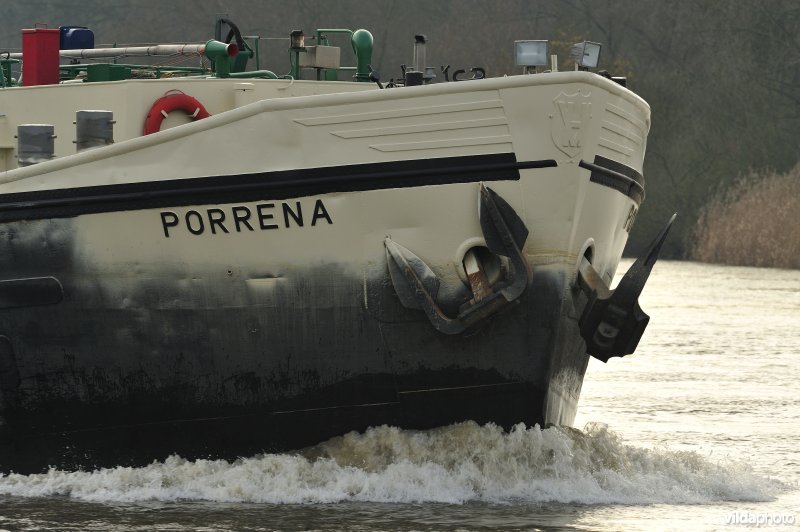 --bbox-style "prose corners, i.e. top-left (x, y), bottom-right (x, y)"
top-left (0, 260), bottom-right (798, 530)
